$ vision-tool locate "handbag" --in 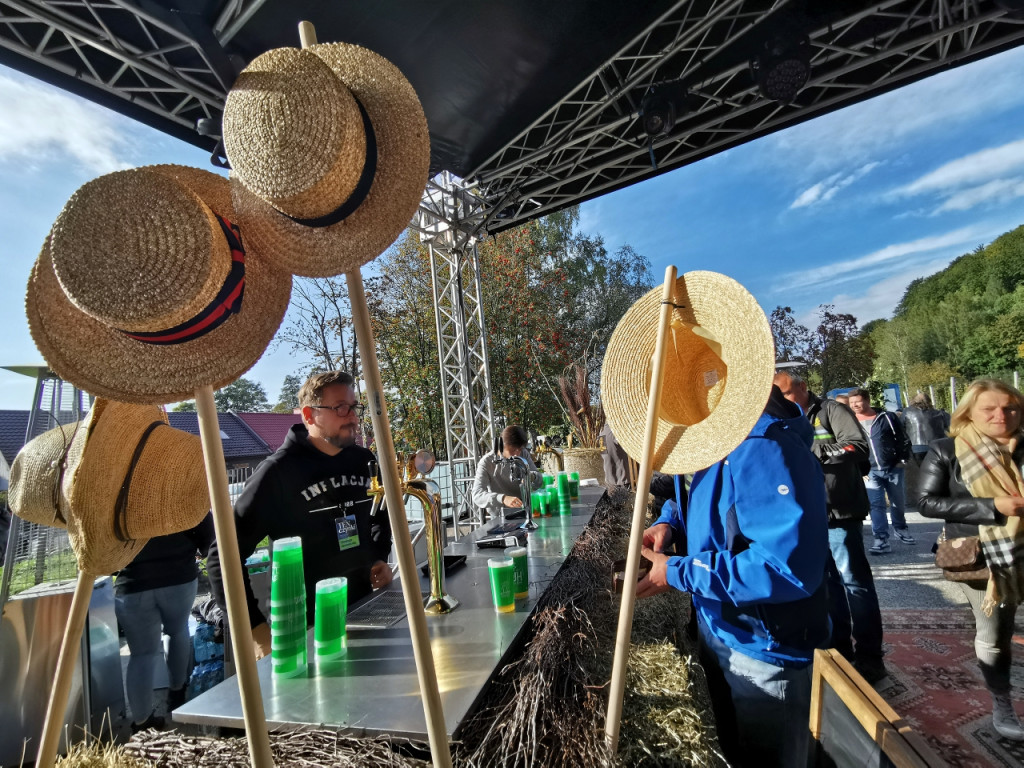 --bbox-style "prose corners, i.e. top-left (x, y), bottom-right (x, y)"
top-left (934, 529), bottom-right (989, 583)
